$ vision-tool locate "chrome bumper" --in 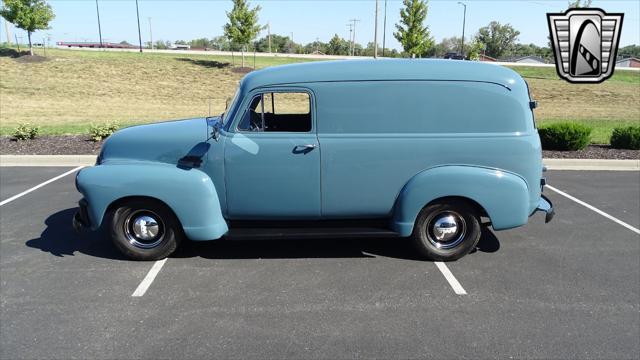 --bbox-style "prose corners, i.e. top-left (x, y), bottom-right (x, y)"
top-left (535, 194), bottom-right (555, 223)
